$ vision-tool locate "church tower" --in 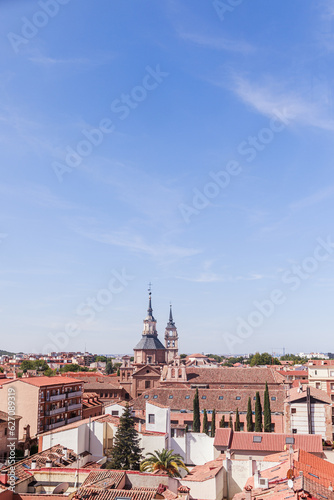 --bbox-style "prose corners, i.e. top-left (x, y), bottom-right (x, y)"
top-left (133, 288), bottom-right (166, 365)
top-left (164, 304), bottom-right (179, 363)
